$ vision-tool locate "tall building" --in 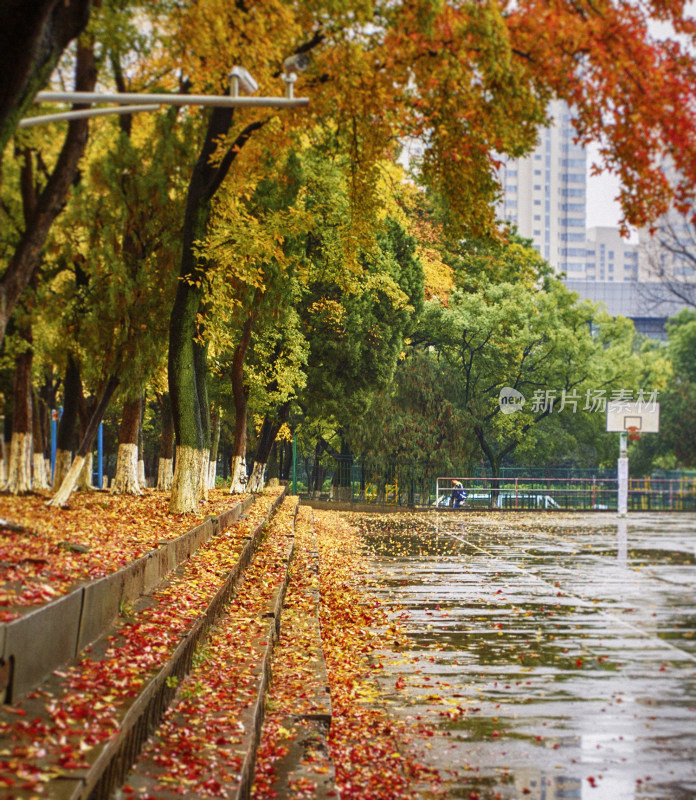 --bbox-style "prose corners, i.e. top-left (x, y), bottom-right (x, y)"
top-left (585, 227), bottom-right (639, 282)
top-left (498, 100), bottom-right (587, 276)
top-left (498, 107), bottom-right (690, 337)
